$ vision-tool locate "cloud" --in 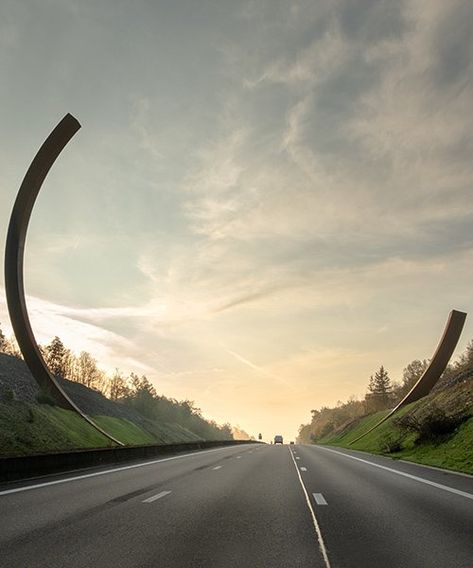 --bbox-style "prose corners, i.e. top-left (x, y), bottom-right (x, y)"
top-left (2, 0), bottom-right (473, 441)
top-left (0, 290), bottom-right (153, 374)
